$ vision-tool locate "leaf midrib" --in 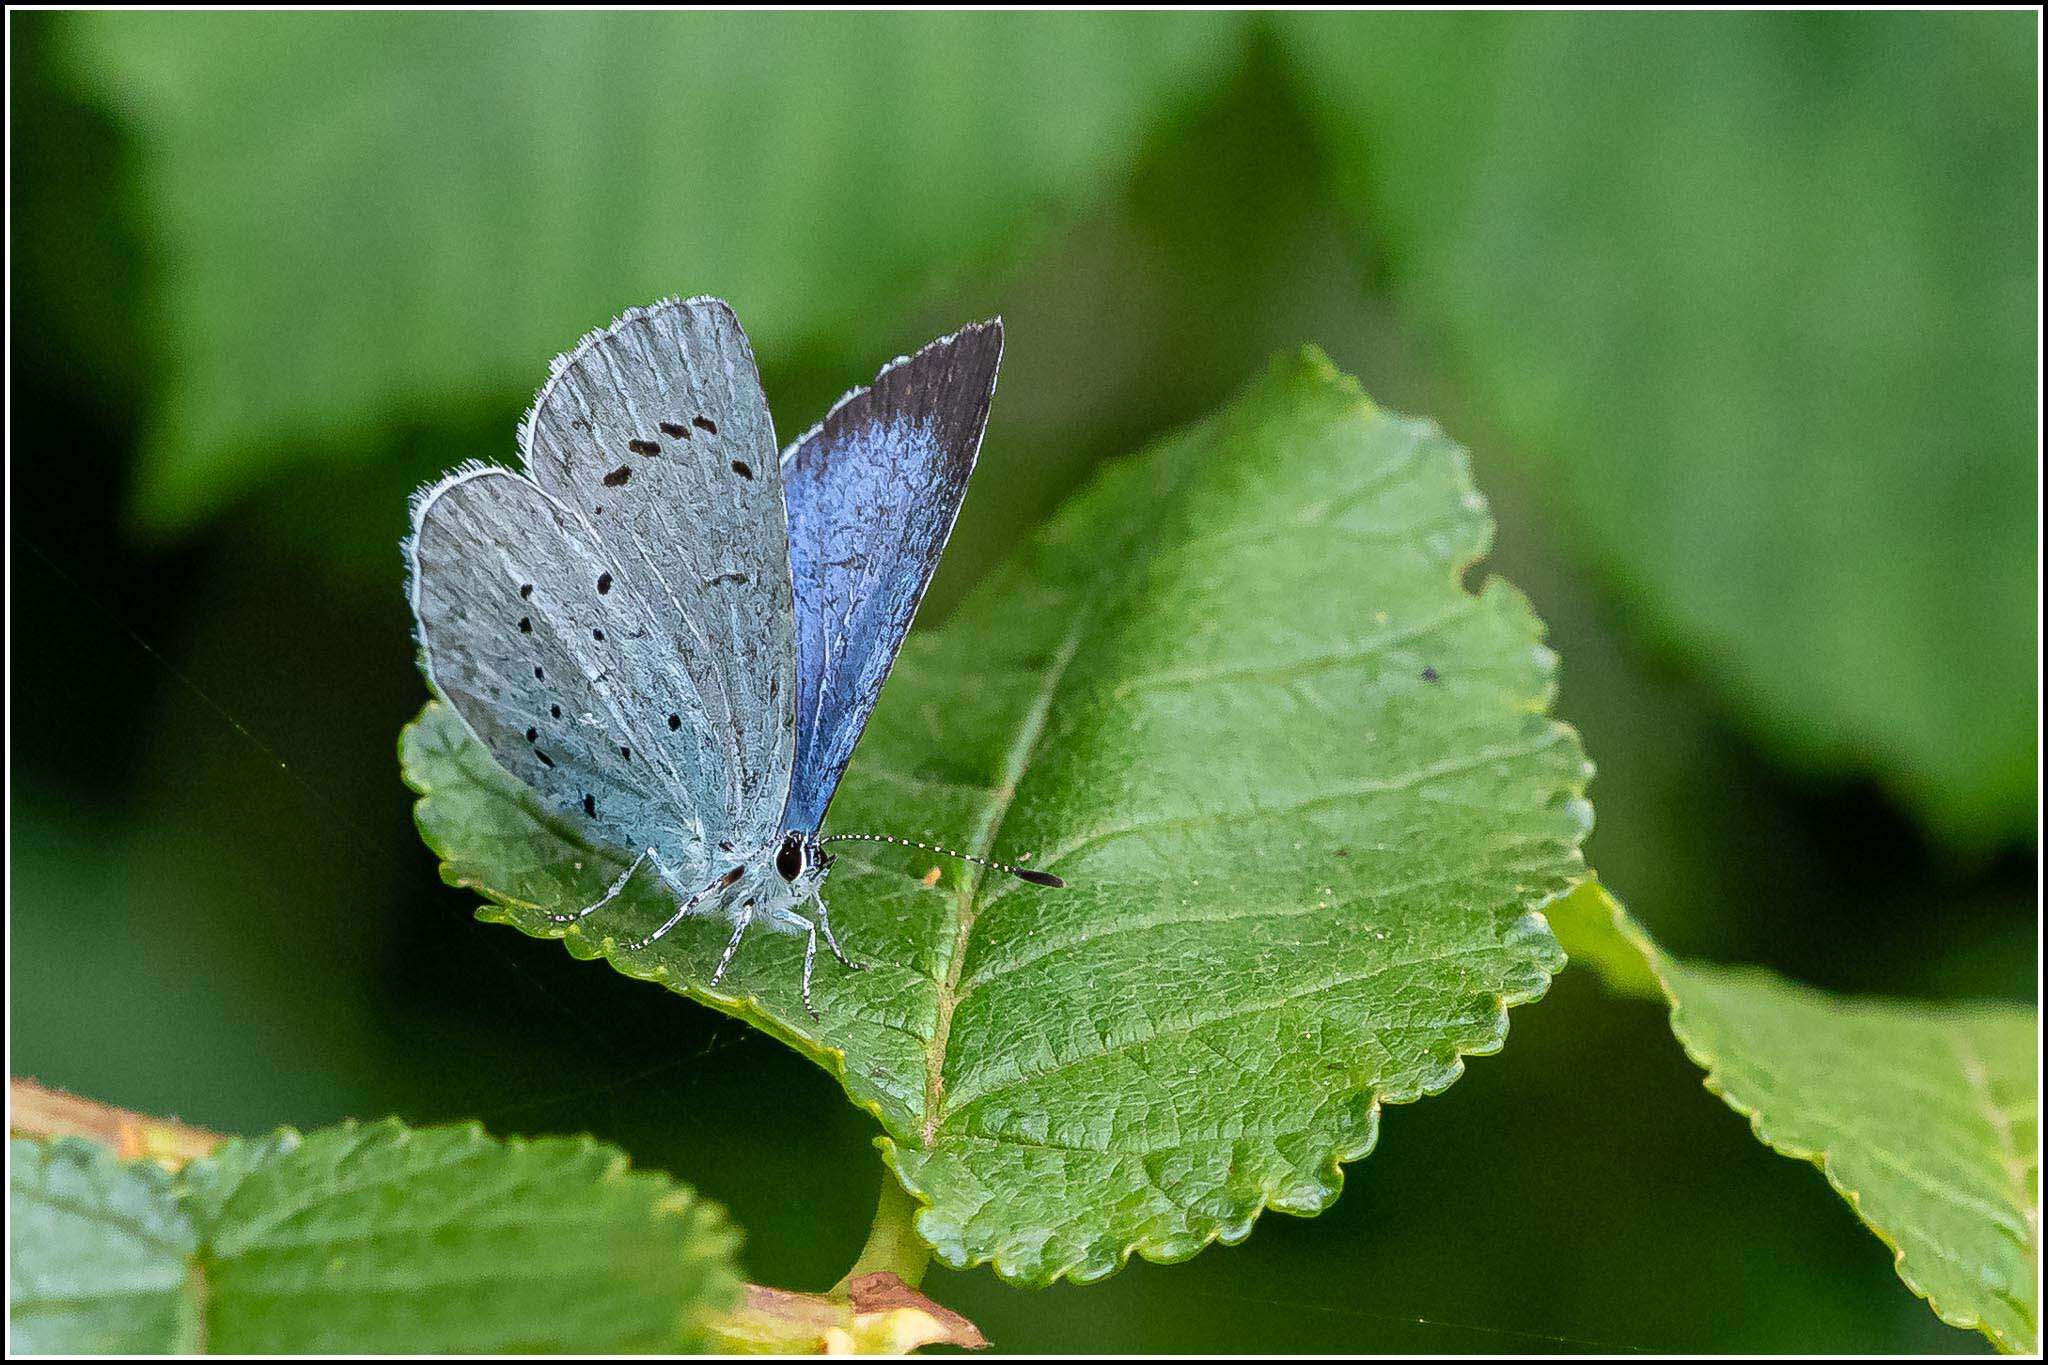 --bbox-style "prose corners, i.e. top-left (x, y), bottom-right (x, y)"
top-left (920, 617), bottom-right (1089, 1147)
